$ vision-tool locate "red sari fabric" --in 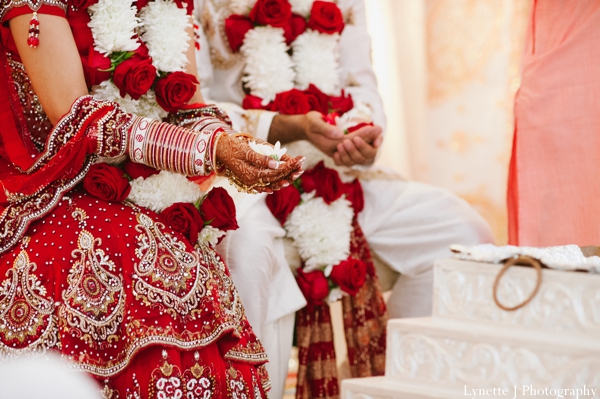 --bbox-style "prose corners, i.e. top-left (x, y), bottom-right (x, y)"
top-left (295, 220), bottom-right (387, 399)
top-left (0, 1), bottom-right (269, 397)
top-left (508, 0), bottom-right (600, 246)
